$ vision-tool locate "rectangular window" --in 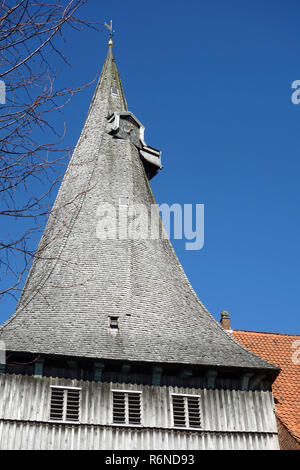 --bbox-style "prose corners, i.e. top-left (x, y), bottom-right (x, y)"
top-left (112, 390), bottom-right (142, 426)
top-left (172, 394), bottom-right (201, 429)
top-left (50, 386), bottom-right (81, 423)
top-left (111, 87), bottom-right (118, 95)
